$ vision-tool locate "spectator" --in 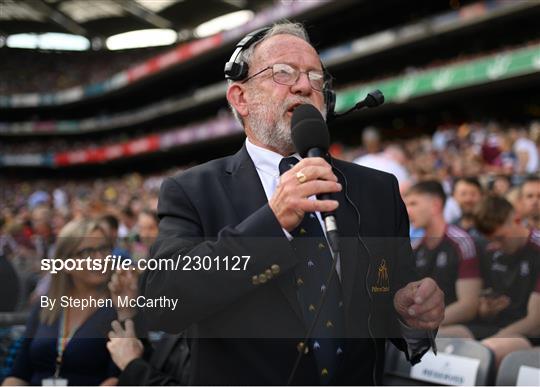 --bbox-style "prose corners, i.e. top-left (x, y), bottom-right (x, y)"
top-left (490, 175), bottom-right (512, 197)
top-left (136, 210), bottom-right (158, 248)
top-left (354, 145), bottom-right (411, 193)
top-left (98, 214), bottom-right (132, 262)
top-left (452, 177), bottom-right (483, 234)
top-left (0, 254), bottom-right (20, 312)
top-left (510, 127), bottom-right (539, 174)
top-left (25, 206), bottom-right (57, 305)
top-left (359, 126), bottom-right (382, 156)
top-left (445, 196), bottom-right (540, 367)
top-left (131, 210), bottom-right (159, 260)
top-left (30, 206), bottom-right (55, 262)
top-left (405, 181), bottom-right (482, 326)
top-left (2, 219), bottom-right (120, 386)
top-left (518, 176), bottom-right (540, 230)
top-left (119, 207), bottom-right (137, 240)
top-left (443, 196), bottom-right (462, 225)
top-left (0, 216), bottom-right (18, 261)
